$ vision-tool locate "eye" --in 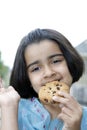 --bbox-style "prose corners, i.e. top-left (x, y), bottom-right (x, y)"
top-left (53, 59), bottom-right (61, 63)
top-left (32, 66), bottom-right (40, 72)
top-left (52, 59), bottom-right (62, 64)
